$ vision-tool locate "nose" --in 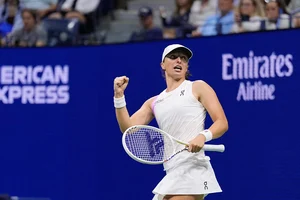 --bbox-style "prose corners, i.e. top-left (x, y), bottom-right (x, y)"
top-left (175, 56), bottom-right (182, 63)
